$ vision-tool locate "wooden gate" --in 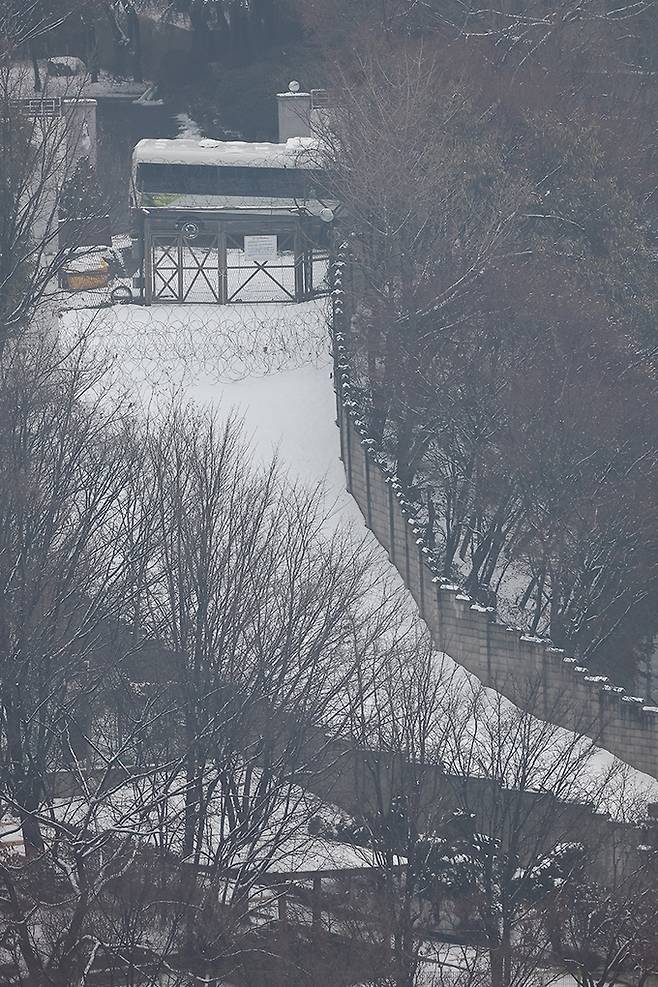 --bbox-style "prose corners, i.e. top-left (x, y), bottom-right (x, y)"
top-left (151, 231), bottom-right (222, 303)
top-left (145, 217), bottom-right (329, 305)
